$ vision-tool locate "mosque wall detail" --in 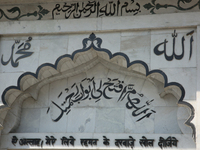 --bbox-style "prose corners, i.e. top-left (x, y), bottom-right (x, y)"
top-left (0, 1), bottom-right (199, 150)
top-left (0, 0), bottom-right (199, 21)
top-left (0, 30), bottom-right (197, 149)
